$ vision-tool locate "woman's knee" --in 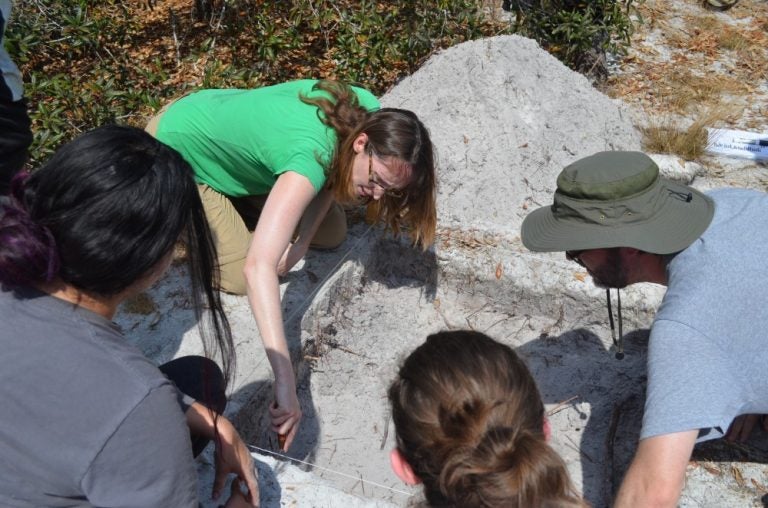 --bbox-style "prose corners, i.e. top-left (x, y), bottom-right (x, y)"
top-left (310, 203), bottom-right (347, 249)
top-left (159, 355), bottom-right (227, 414)
top-left (217, 257), bottom-right (248, 295)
